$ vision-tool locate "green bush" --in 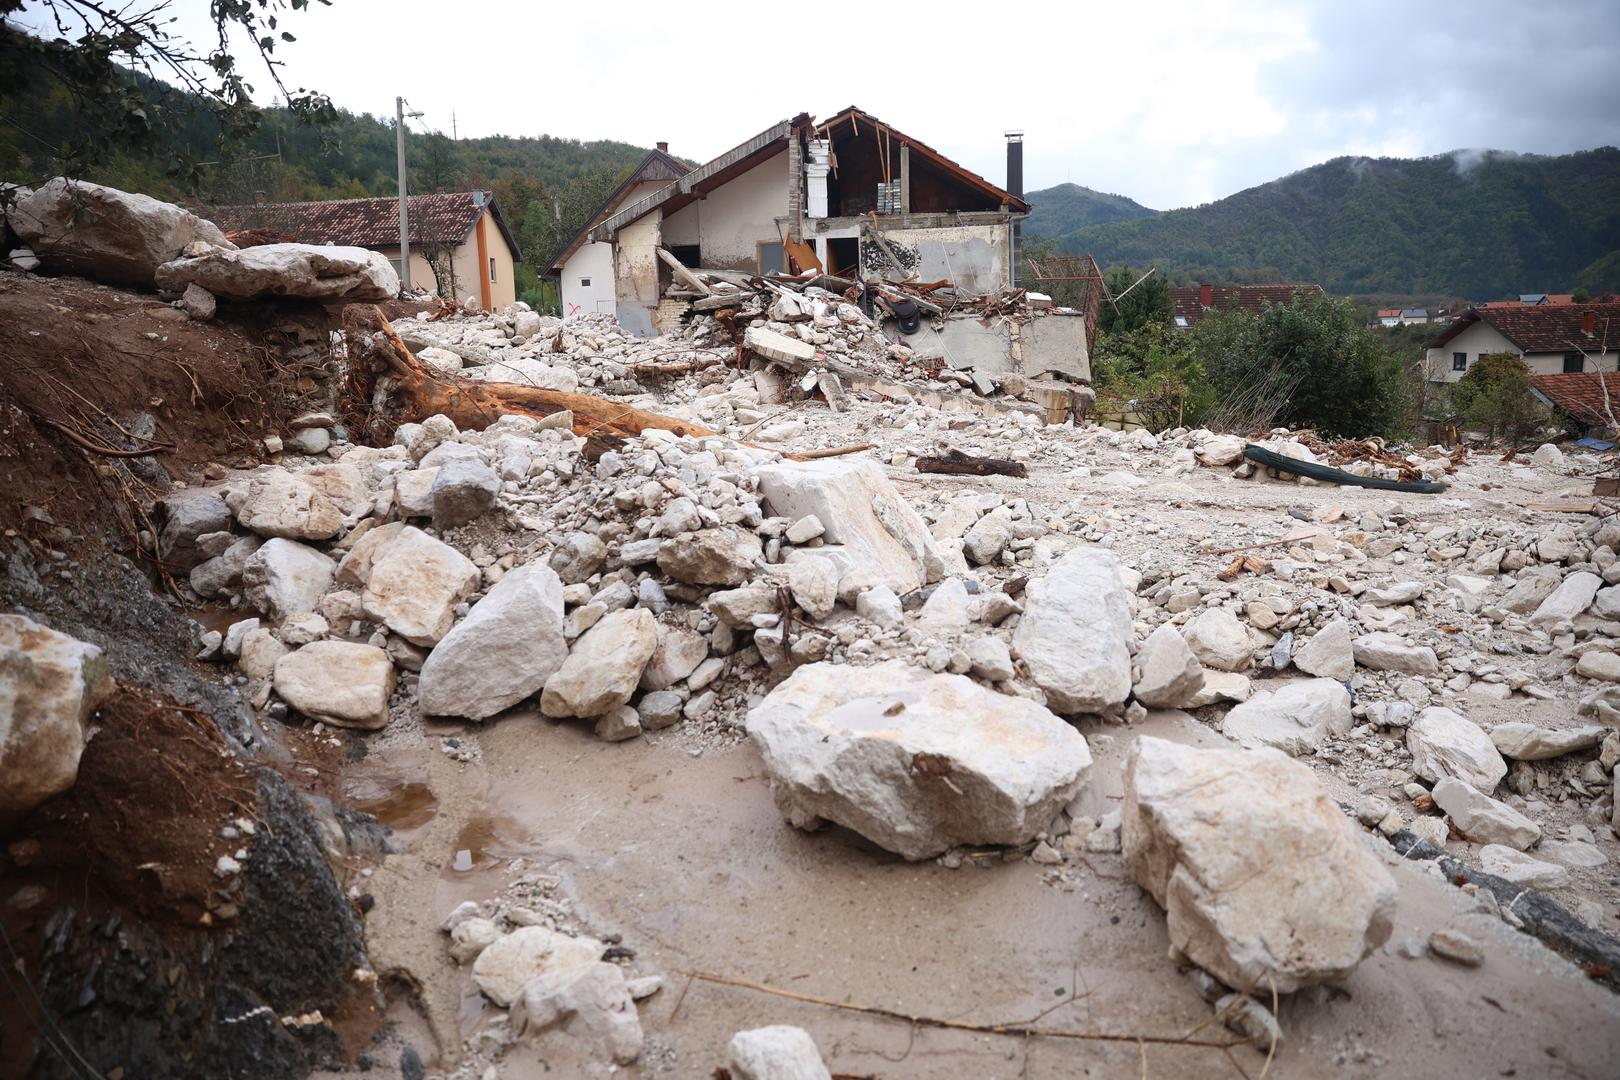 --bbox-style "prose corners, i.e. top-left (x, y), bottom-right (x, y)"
top-left (1190, 291), bottom-right (1414, 437)
top-left (1448, 353), bottom-right (1550, 438)
top-left (1092, 323), bottom-right (1216, 431)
